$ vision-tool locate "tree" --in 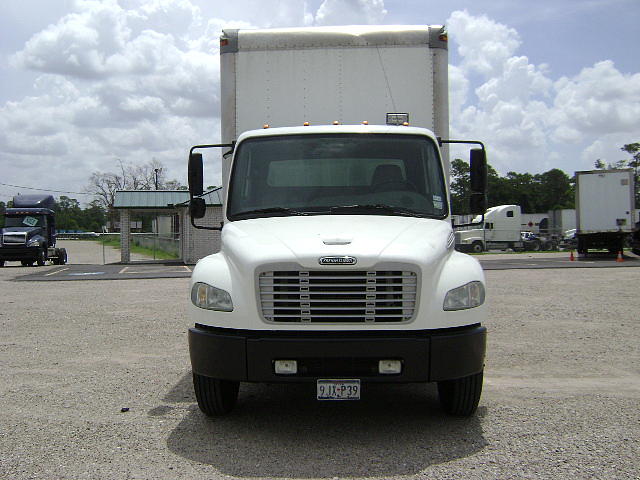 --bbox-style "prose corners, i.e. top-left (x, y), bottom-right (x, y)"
top-left (449, 159), bottom-right (576, 214)
top-left (449, 158), bottom-right (470, 214)
top-left (86, 159), bottom-right (183, 225)
top-left (536, 169), bottom-right (574, 211)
